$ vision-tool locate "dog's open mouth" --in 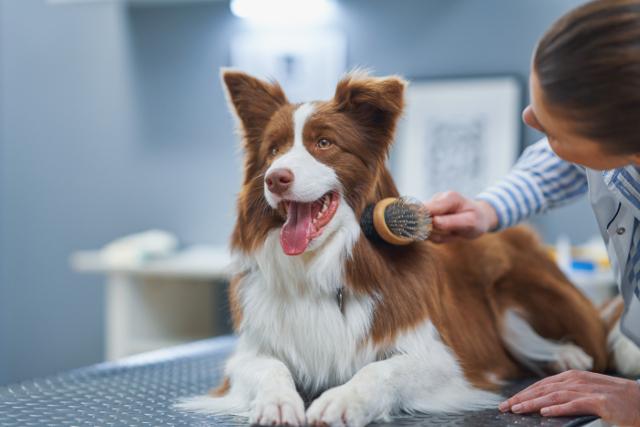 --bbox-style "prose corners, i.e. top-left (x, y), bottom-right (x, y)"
top-left (279, 191), bottom-right (340, 256)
